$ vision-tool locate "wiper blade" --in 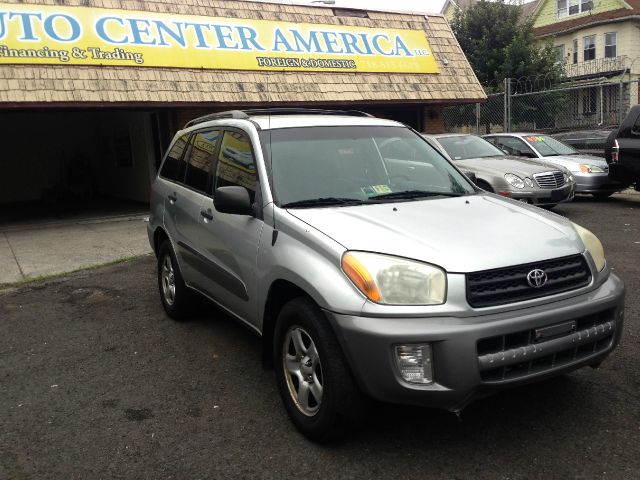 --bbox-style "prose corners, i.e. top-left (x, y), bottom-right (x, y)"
top-left (281, 197), bottom-right (369, 208)
top-left (372, 190), bottom-right (465, 200)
